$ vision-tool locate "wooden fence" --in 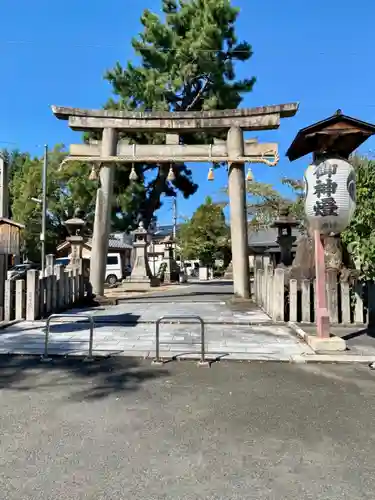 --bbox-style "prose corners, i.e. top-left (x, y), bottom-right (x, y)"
top-left (253, 265), bottom-right (375, 325)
